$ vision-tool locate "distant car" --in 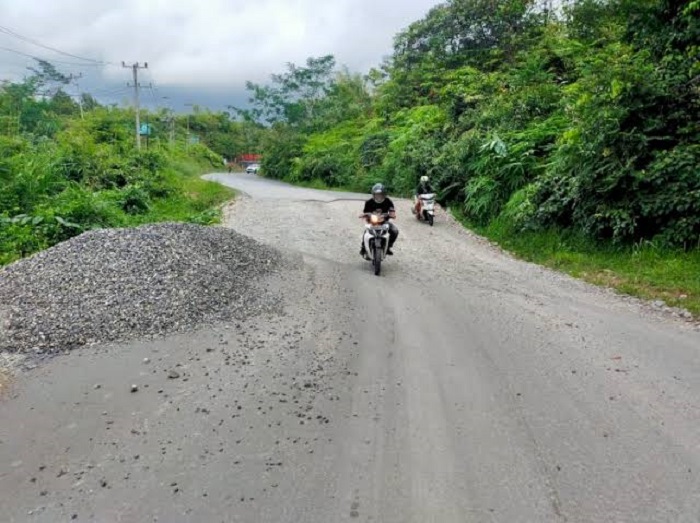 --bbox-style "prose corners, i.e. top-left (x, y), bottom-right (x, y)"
top-left (245, 163), bottom-right (260, 174)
